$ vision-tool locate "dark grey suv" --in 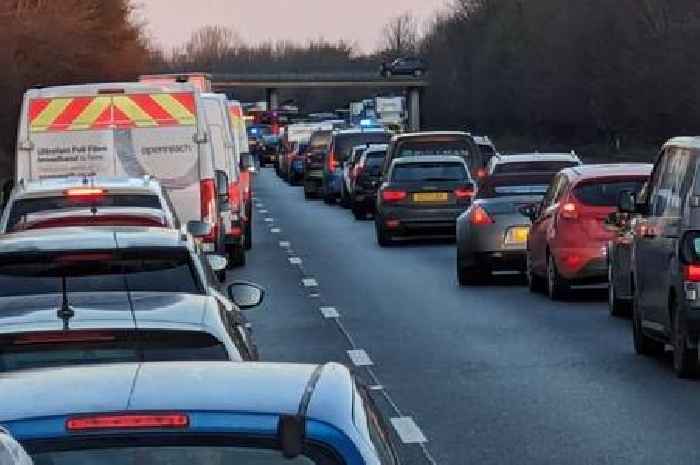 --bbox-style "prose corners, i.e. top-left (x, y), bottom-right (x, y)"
top-left (619, 137), bottom-right (700, 378)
